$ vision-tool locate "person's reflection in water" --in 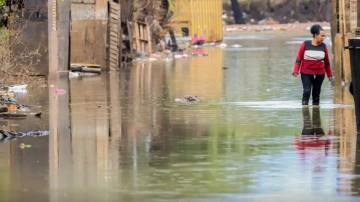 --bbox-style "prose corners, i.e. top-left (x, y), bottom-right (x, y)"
top-left (295, 107), bottom-right (331, 155)
top-left (302, 107), bottom-right (325, 136)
